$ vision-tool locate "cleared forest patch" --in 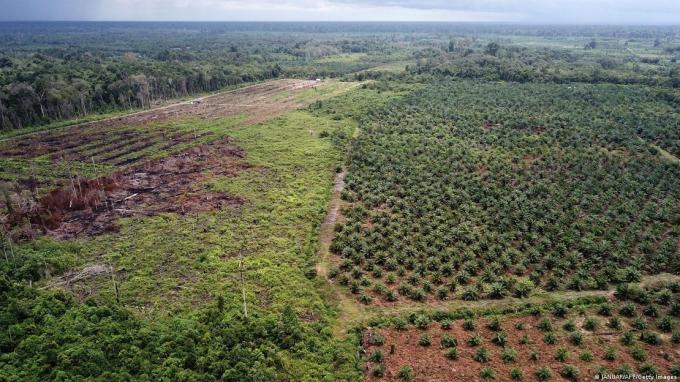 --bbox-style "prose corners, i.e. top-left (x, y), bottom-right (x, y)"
top-left (0, 79), bottom-right (360, 241)
top-left (4, 138), bottom-right (248, 240)
top-left (0, 79), bottom-right (321, 163)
